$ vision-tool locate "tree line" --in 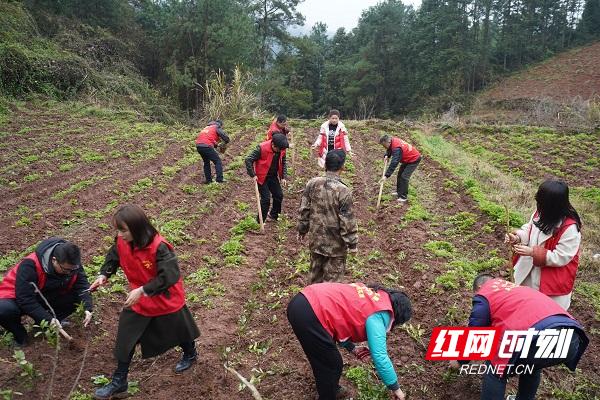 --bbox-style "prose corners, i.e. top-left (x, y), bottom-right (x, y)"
top-left (18, 0), bottom-right (600, 117)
